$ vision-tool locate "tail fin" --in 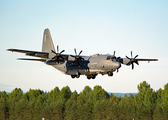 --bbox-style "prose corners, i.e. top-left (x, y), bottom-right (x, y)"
top-left (42, 28), bottom-right (55, 53)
